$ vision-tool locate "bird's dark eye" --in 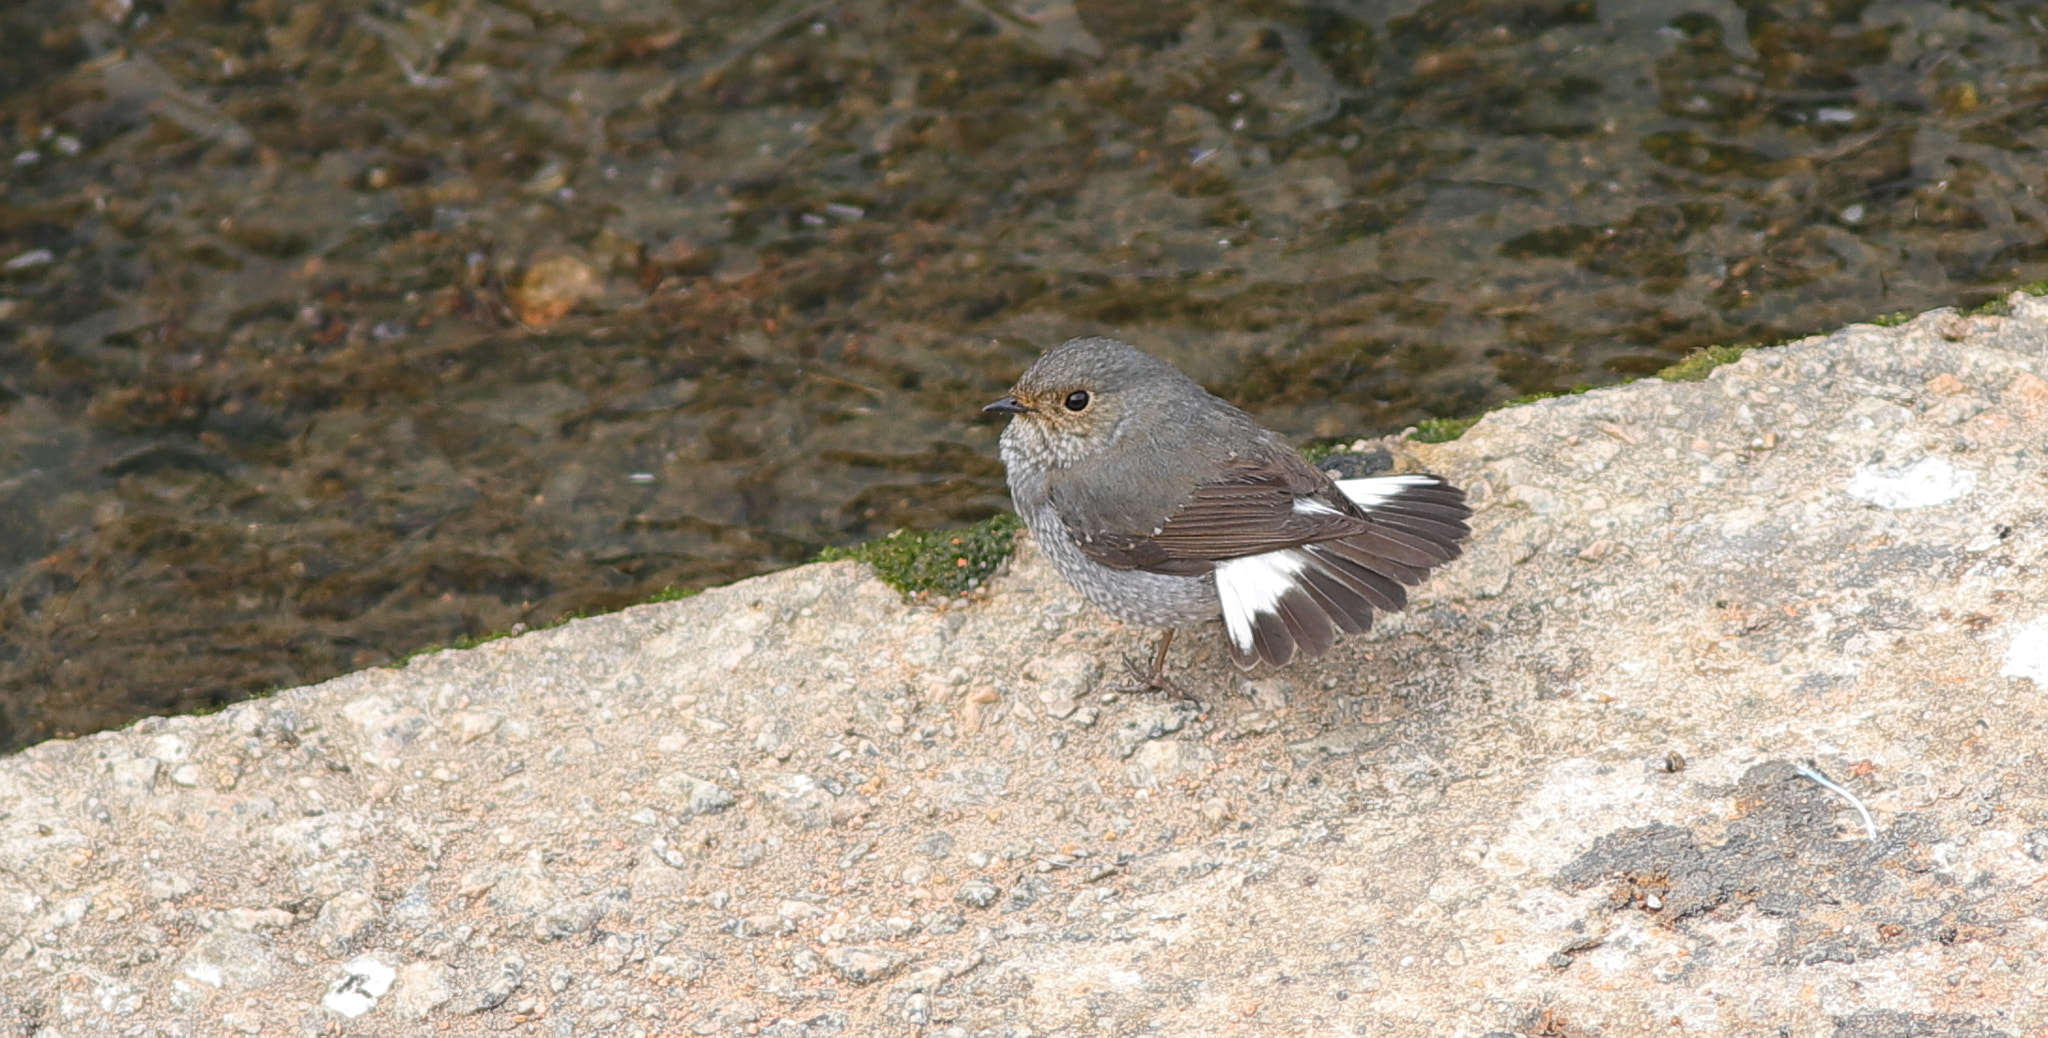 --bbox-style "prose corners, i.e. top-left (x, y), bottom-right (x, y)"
top-left (1064, 390), bottom-right (1090, 412)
